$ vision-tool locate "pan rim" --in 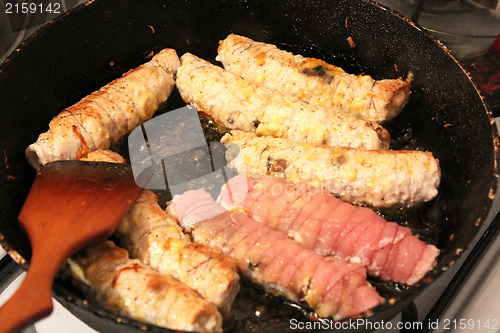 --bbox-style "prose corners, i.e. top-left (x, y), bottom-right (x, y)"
top-left (1, 0), bottom-right (499, 330)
